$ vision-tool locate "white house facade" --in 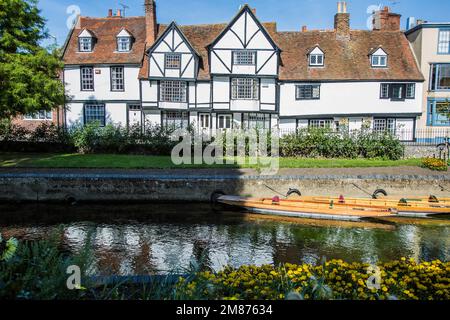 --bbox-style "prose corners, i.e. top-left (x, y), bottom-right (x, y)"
top-left (62, 1), bottom-right (424, 140)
